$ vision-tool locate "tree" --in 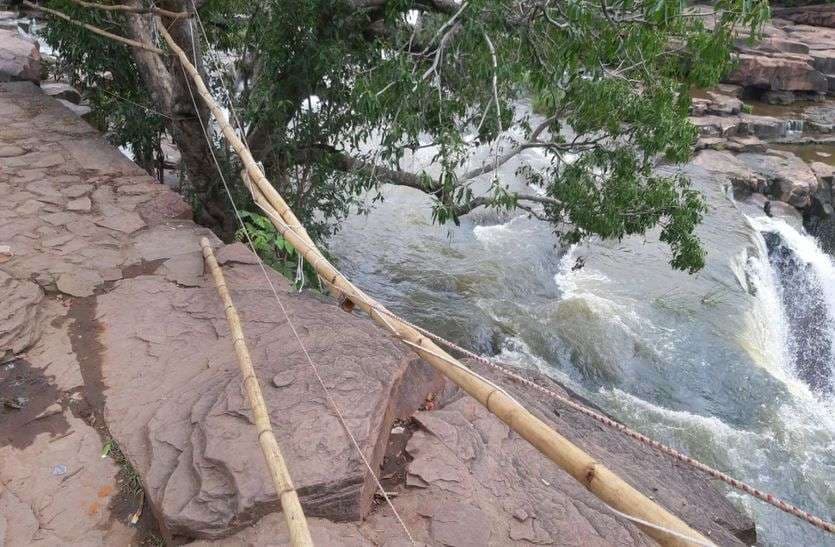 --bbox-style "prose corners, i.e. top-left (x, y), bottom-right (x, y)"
top-left (39, 0), bottom-right (769, 272)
